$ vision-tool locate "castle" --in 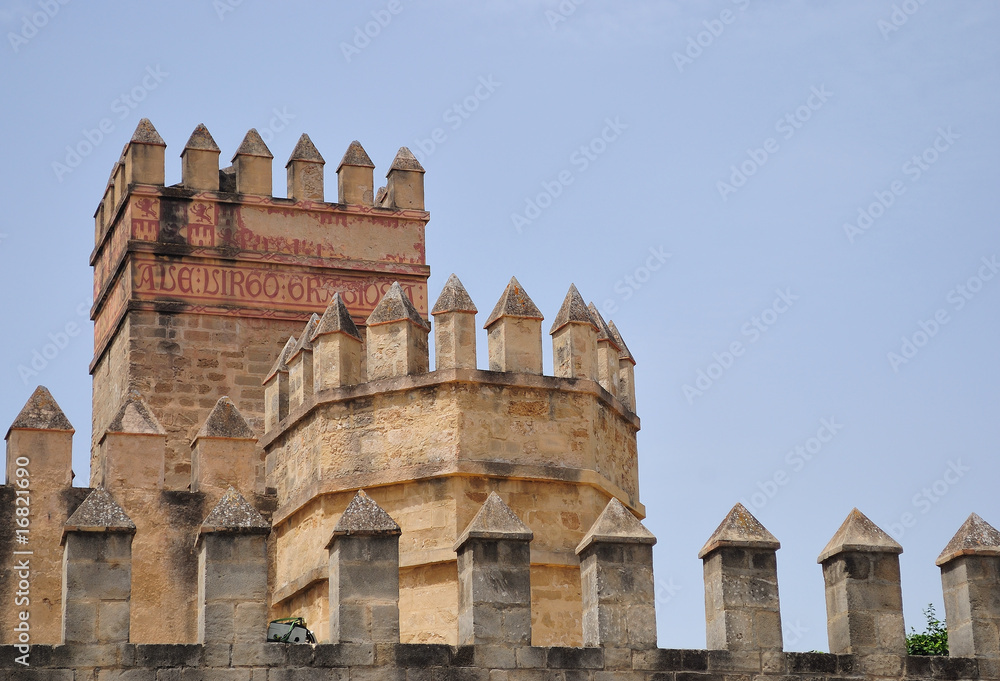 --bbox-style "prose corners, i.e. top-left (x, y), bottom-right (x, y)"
top-left (1, 119), bottom-right (998, 680)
